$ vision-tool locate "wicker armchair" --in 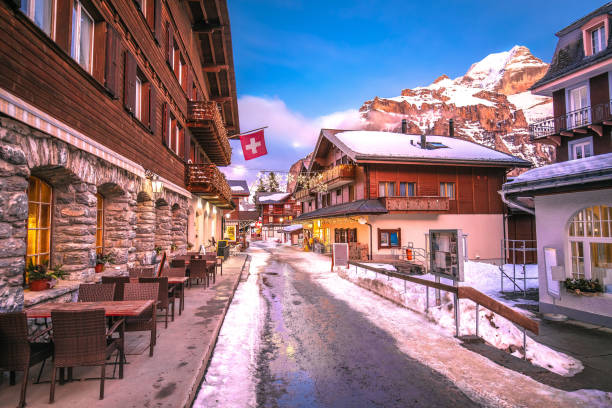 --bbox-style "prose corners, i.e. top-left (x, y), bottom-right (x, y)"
top-left (101, 276), bottom-right (130, 301)
top-left (0, 312), bottom-right (53, 408)
top-left (203, 254), bottom-right (218, 284)
top-left (138, 277), bottom-right (175, 328)
top-left (123, 283), bottom-right (159, 357)
top-left (49, 309), bottom-right (124, 402)
top-left (169, 259), bottom-right (185, 268)
top-left (78, 283), bottom-right (115, 302)
top-left (128, 266), bottom-right (155, 279)
top-left (188, 259), bottom-right (208, 287)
